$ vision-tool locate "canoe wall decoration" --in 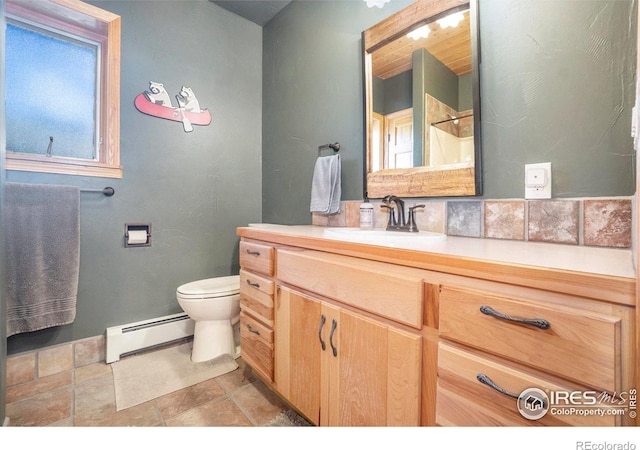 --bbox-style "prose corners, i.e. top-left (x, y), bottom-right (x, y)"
top-left (134, 81), bottom-right (212, 133)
